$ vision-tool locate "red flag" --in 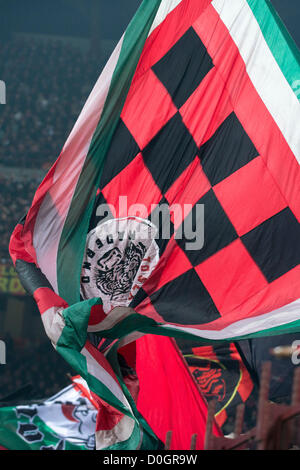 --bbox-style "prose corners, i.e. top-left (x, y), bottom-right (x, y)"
top-left (136, 335), bottom-right (222, 450)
